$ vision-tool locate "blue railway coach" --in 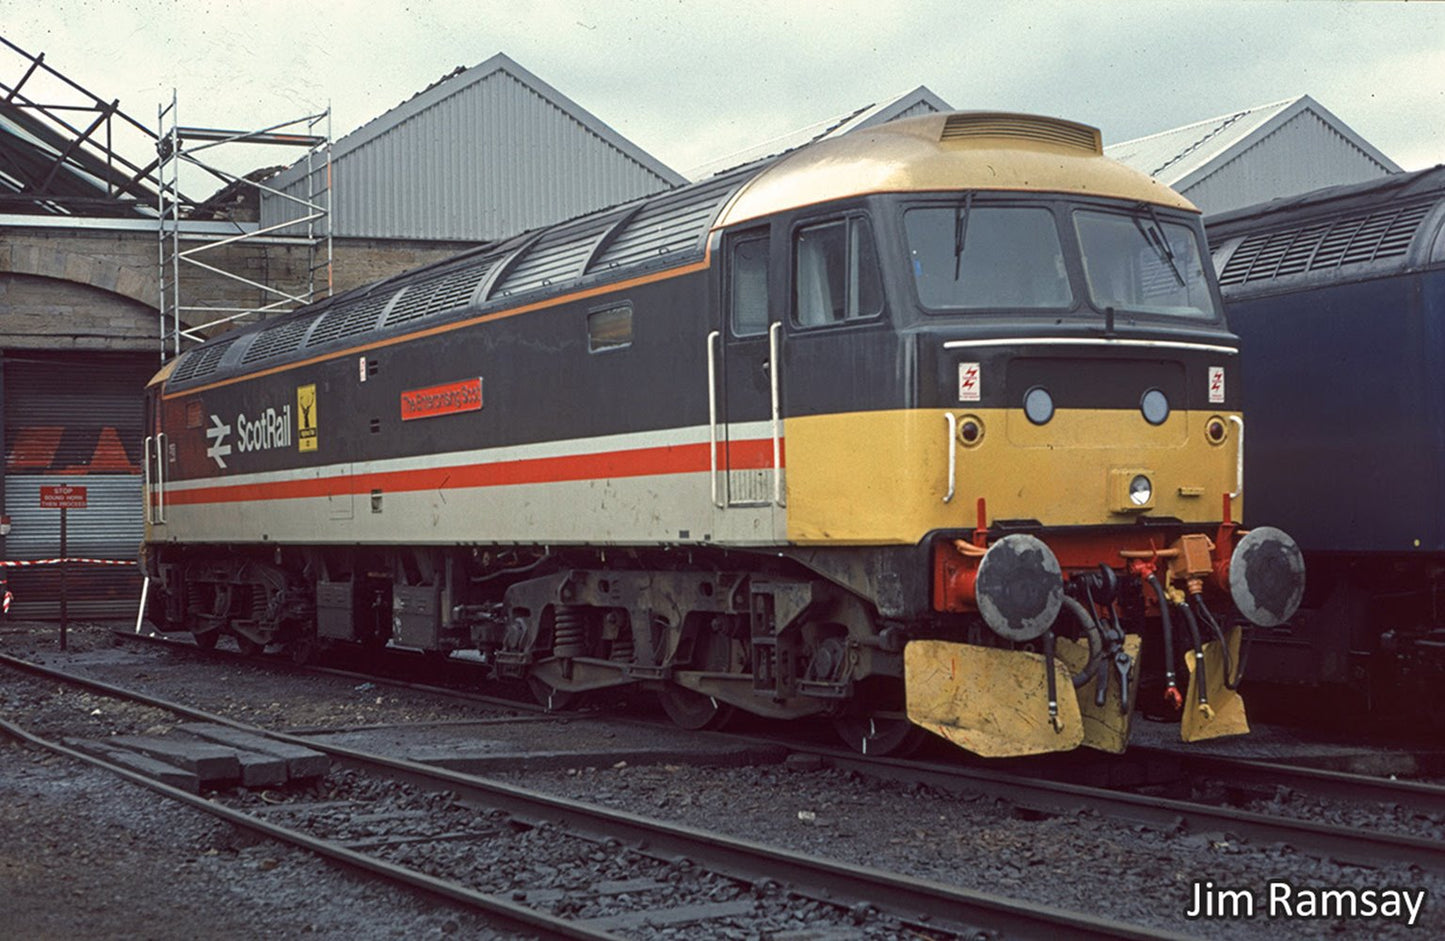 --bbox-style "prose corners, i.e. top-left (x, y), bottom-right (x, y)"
top-left (1207, 166), bottom-right (1445, 714)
